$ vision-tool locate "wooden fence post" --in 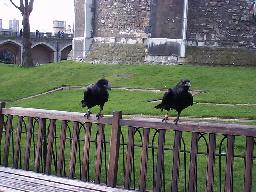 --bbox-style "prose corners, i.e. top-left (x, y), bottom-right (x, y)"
top-left (139, 128), bottom-right (150, 191)
top-left (188, 132), bottom-right (199, 192)
top-left (224, 135), bottom-right (235, 192)
top-left (24, 117), bottom-right (33, 170)
top-left (206, 133), bottom-right (216, 192)
top-left (34, 118), bottom-right (46, 172)
top-left (13, 116), bottom-right (23, 169)
top-left (69, 121), bottom-right (79, 179)
top-left (45, 119), bottom-right (56, 175)
top-left (95, 124), bottom-right (105, 184)
top-left (57, 120), bottom-right (68, 176)
top-left (171, 130), bottom-right (182, 192)
top-left (154, 129), bottom-right (166, 191)
top-left (244, 136), bottom-right (254, 192)
top-left (3, 115), bottom-right (13, 167)
top-left (81, 123), bottom-right (92, 181)
top-left (107, 111), bottom-right (122, 188)
top-left (124, 126), bottom-right (135, 189)
top-left (0, 102), bottom-right (5, 113)
top-left (0, 102), bottom-right (6, 154)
